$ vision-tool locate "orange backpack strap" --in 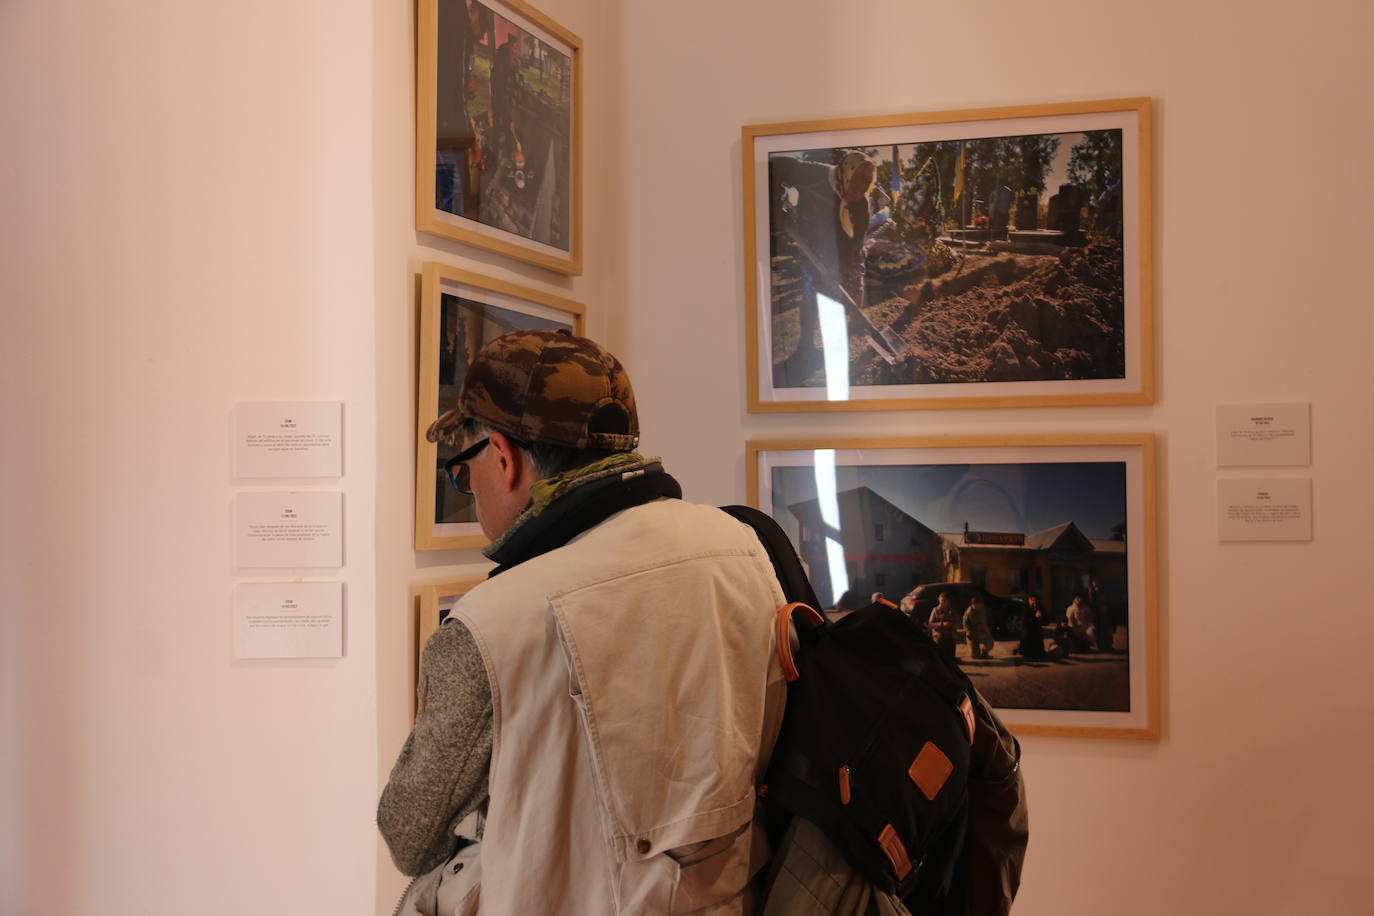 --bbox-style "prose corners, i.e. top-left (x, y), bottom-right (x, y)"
top-left (775, 602), bottom-right (825, 682)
